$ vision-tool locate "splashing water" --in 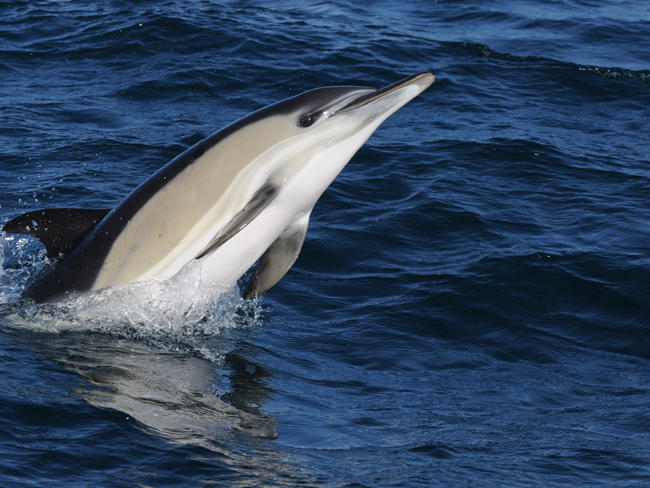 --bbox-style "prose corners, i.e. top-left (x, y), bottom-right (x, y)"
top-left (0, 230), bottom-right (266, 359)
